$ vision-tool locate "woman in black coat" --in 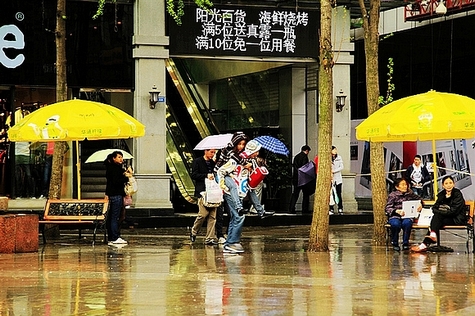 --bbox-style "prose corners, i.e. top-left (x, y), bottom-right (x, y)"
top-left (105, 151), bottom-right (132, 246)
top-left (412, 175), bottom-right (466, 252)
